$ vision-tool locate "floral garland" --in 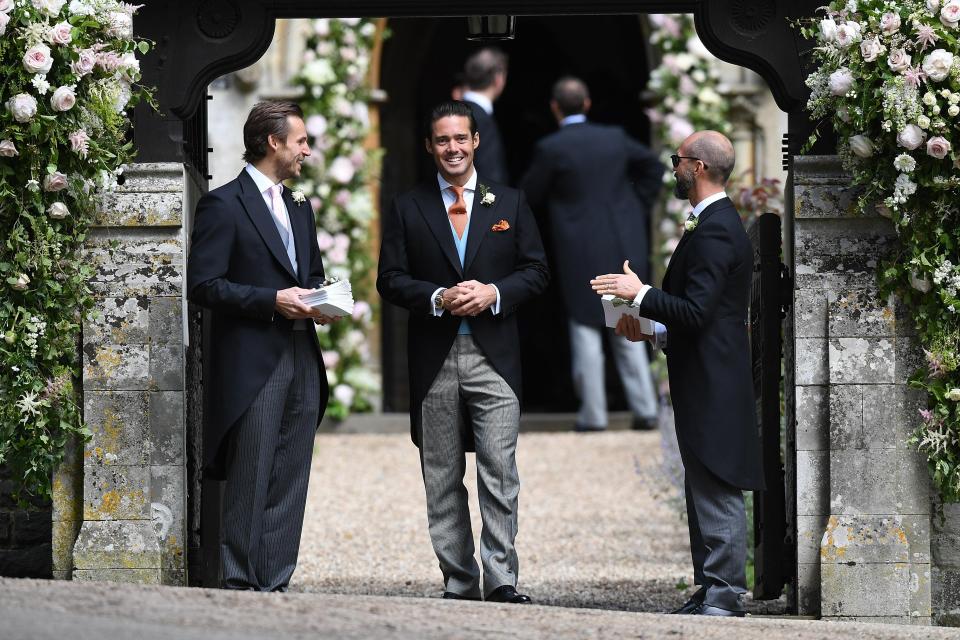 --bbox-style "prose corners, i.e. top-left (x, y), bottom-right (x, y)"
top-left (293, 18), bottom-right (382, 420)
top-left (801, 0), bottom-right (960, 500)
top-left (0, 0), bottom-right (150, 501)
